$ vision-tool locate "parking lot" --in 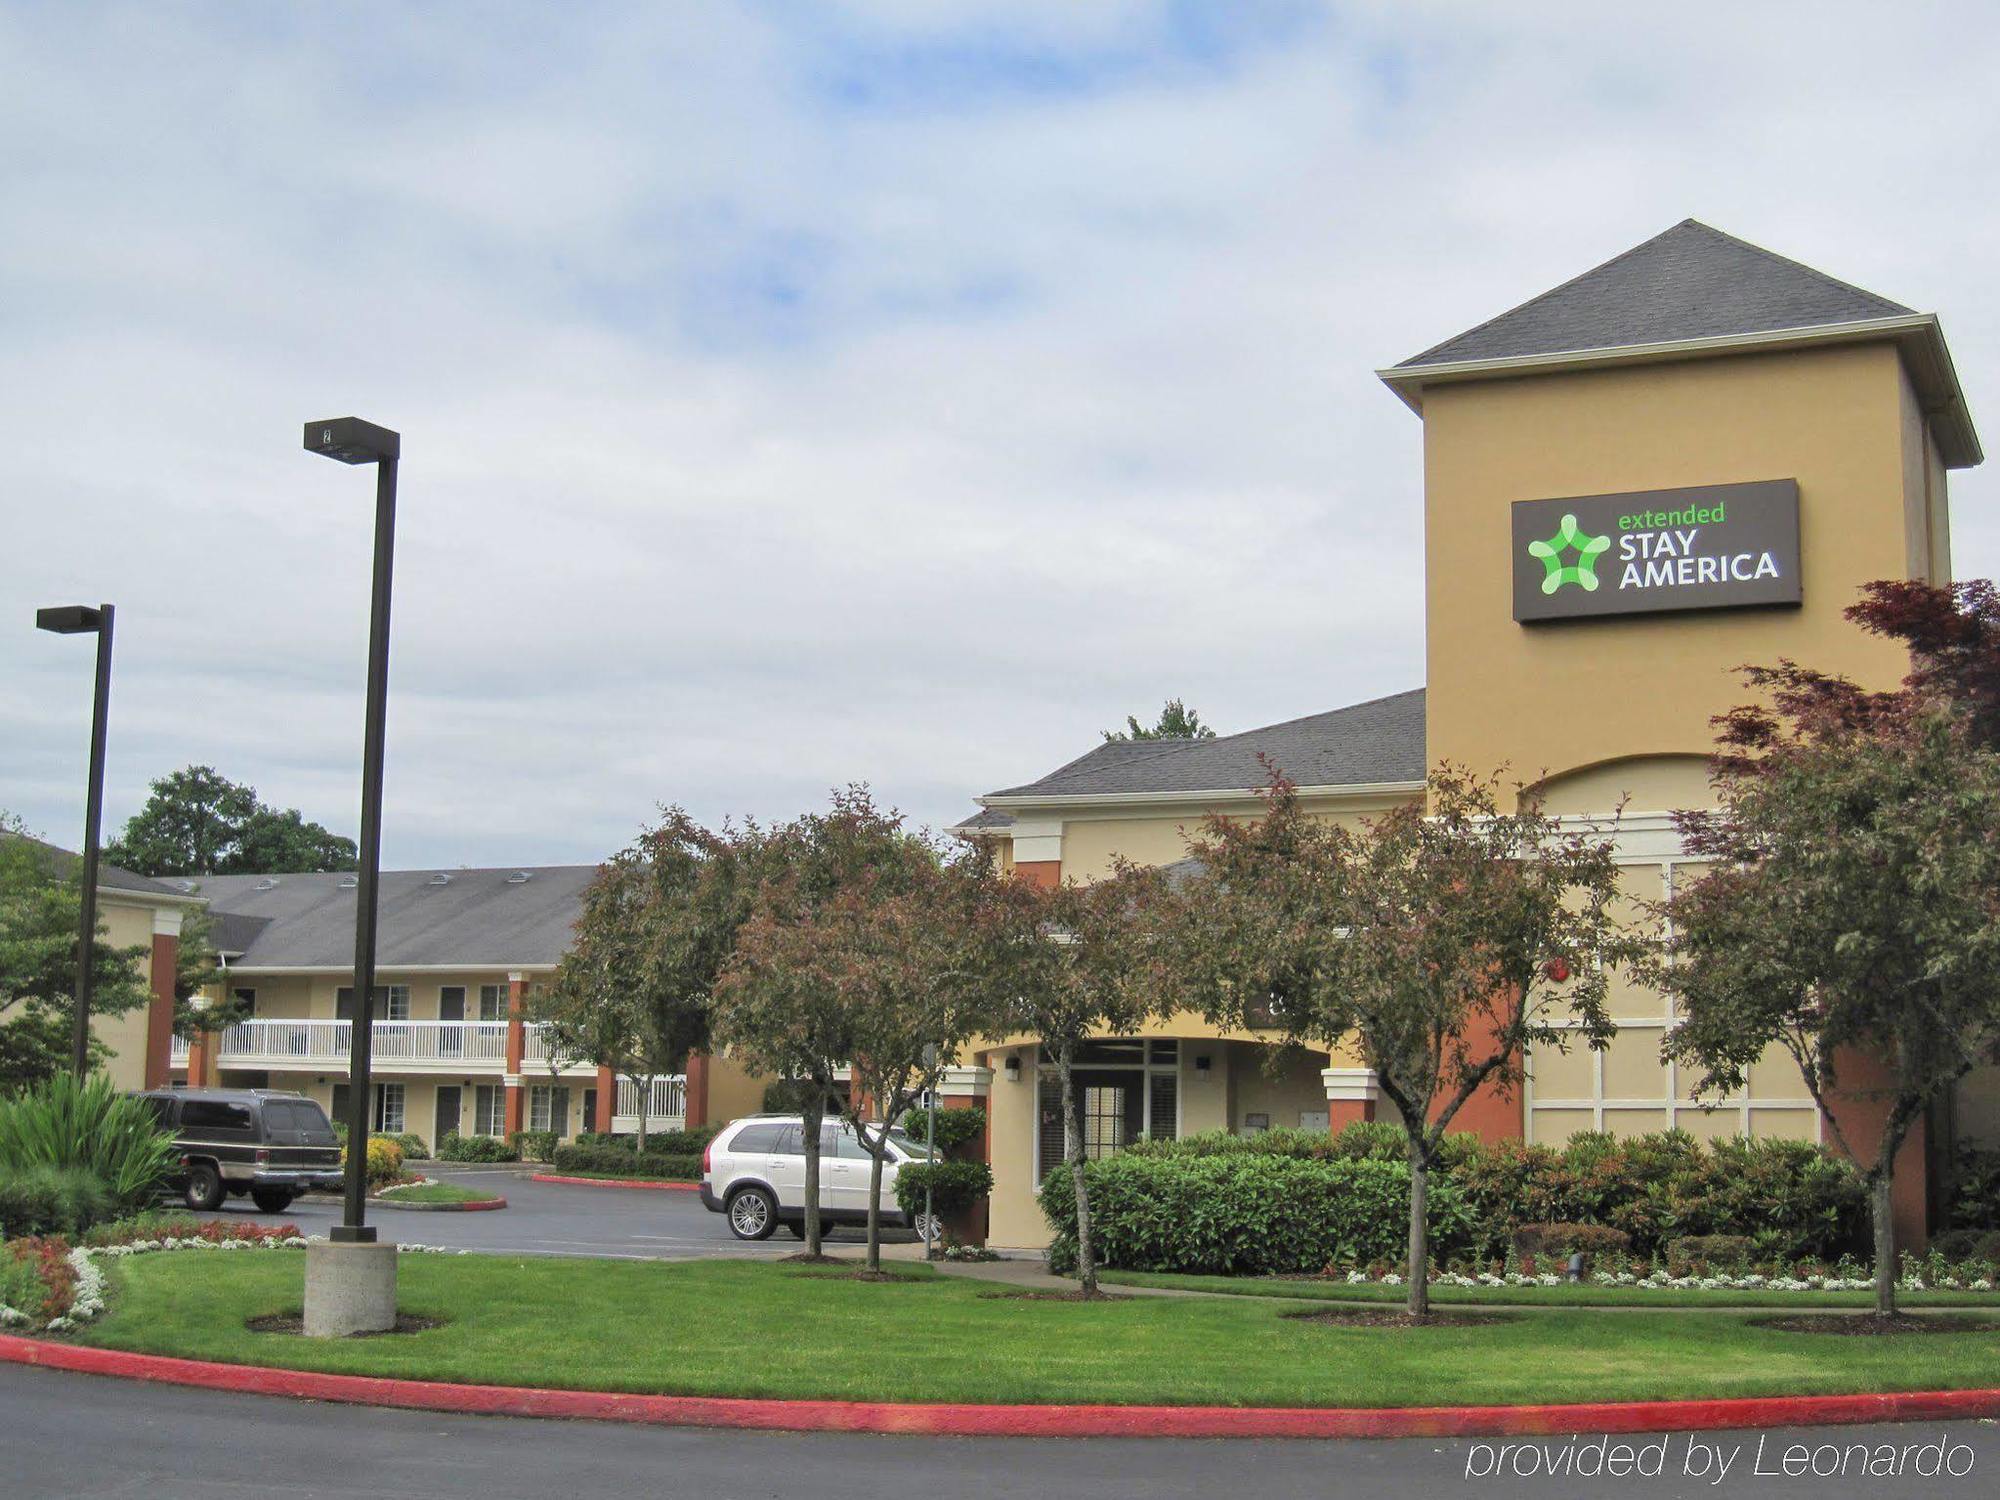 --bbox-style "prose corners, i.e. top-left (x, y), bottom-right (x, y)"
top-left (224, 1168), bottom-right (920, 1259)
